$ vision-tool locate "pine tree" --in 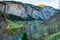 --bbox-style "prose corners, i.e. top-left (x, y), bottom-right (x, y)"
top-left (22, 32), bottom-right (28, 40)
